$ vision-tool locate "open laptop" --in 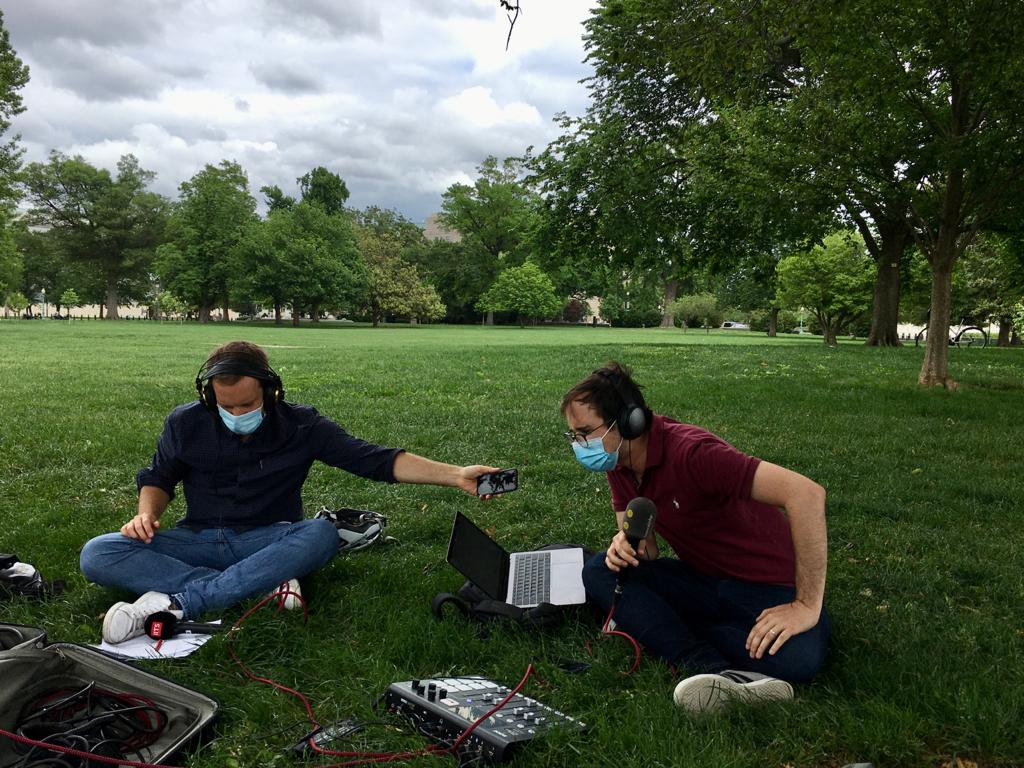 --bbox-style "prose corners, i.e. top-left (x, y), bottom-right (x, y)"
top-left (445, 511), bottom-right (586, 608)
